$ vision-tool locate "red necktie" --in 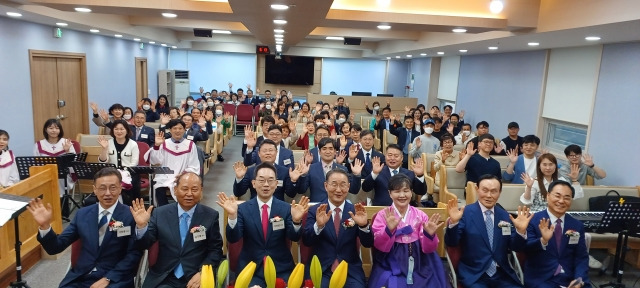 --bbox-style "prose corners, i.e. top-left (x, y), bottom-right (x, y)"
top-left (262, 204), bottom-right (269, 241)
top-left (331, 207), bottom-right (342, 272)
